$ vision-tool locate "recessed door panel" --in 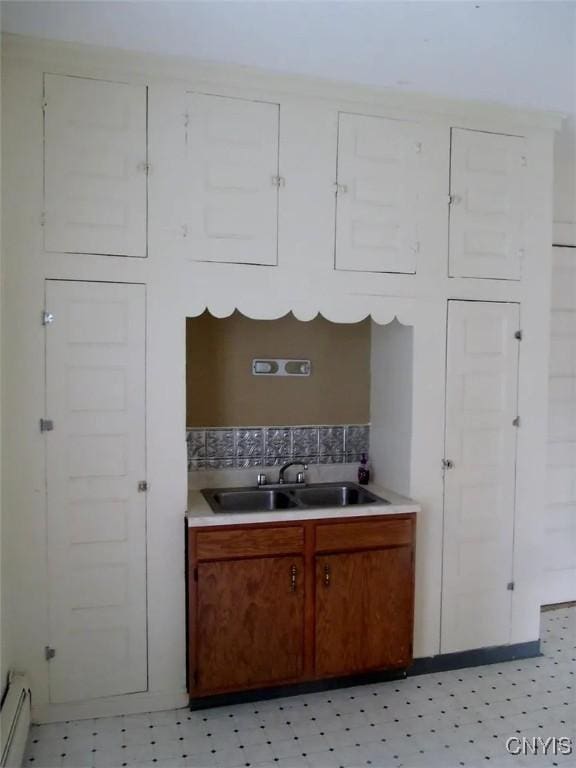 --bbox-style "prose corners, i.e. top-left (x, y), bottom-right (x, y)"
top-left (449, 128), bottom-right (527, 280)
top-left (45, 280), bottom-right (147, 703)
top-left (442, 300), bottom-right (519, 653)
top-left (43, 75), bottom-right (147, 257)
top-left (335, 112), bottom-right (421, 274)
top-left (185, 93), bottom-right (279, 265)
